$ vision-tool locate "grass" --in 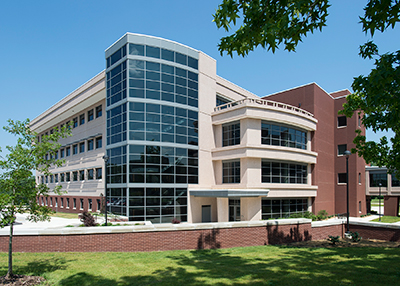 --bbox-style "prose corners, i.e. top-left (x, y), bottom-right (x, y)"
top-left (370, 199), bottom-right (383, 207)
top-left (51, 212), bottom-right (80, 219)
top-left (1, 246), bottom-right (400, 285)
top-left (371, 216), bottom-right (400, 223)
